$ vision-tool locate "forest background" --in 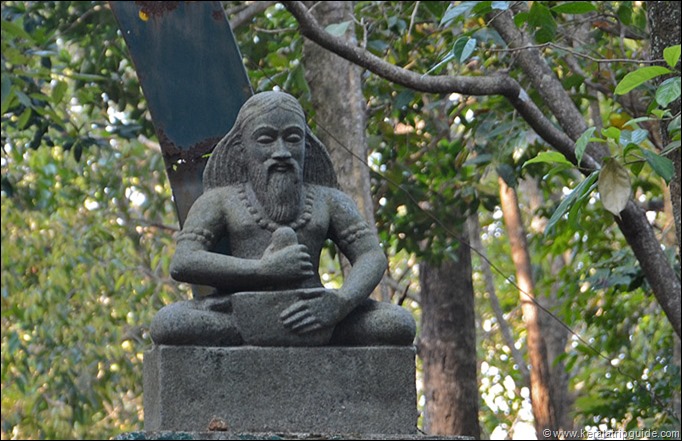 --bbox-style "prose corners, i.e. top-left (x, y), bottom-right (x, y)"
top-left (2, 1), bottom-right (681, 439)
